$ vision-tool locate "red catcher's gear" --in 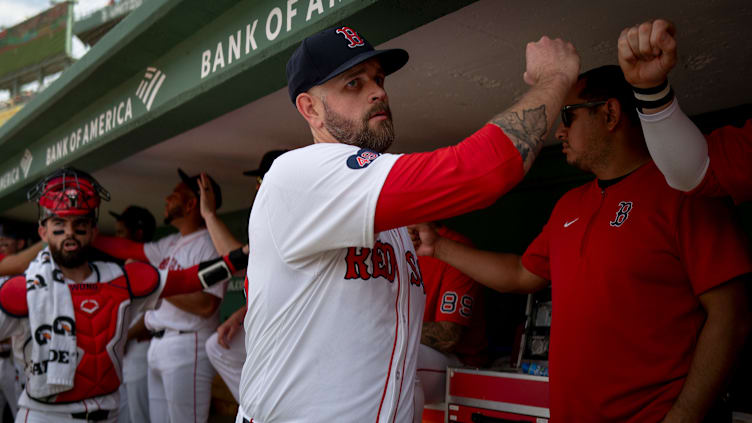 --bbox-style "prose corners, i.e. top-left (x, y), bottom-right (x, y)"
top-left (0, 262), bottom-right (160, 403)
top-left (26, 167), bottom-right (110, 222)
